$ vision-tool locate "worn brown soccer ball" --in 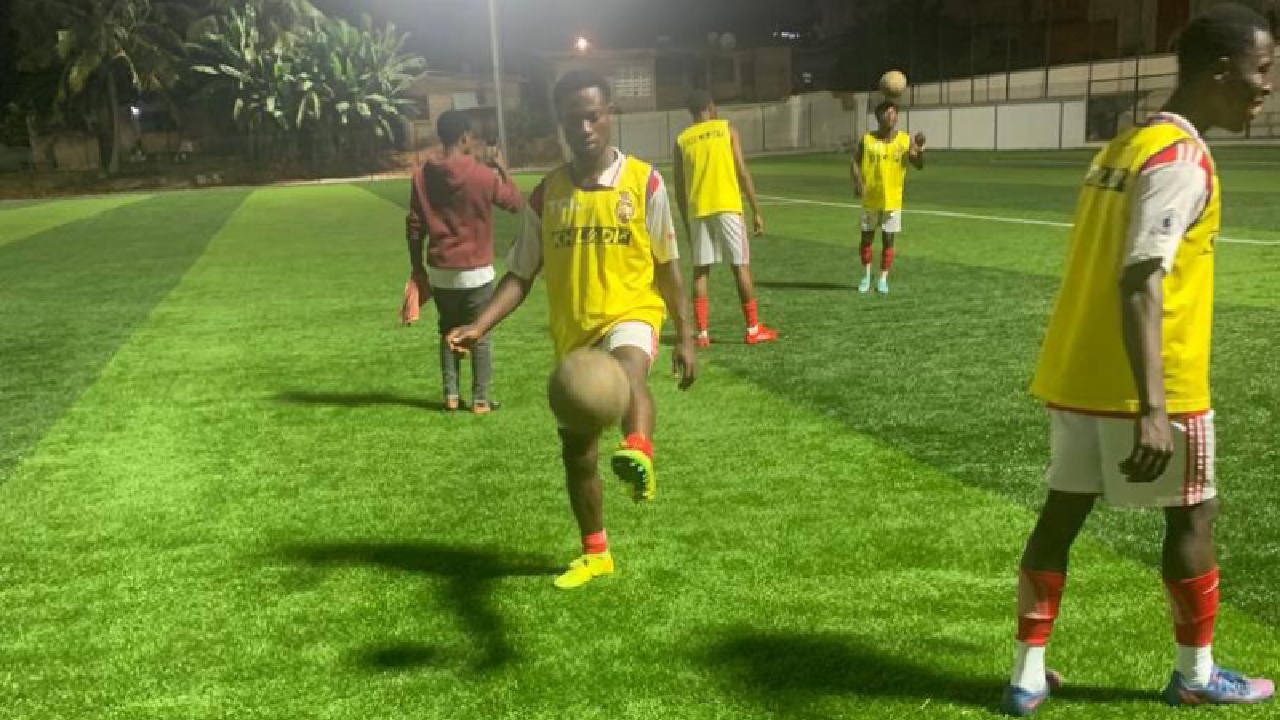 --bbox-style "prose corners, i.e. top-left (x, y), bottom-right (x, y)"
top-left (880, 69), bottom-right (908, 98)
top-left (548, 349), bottom-right (631, 434)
